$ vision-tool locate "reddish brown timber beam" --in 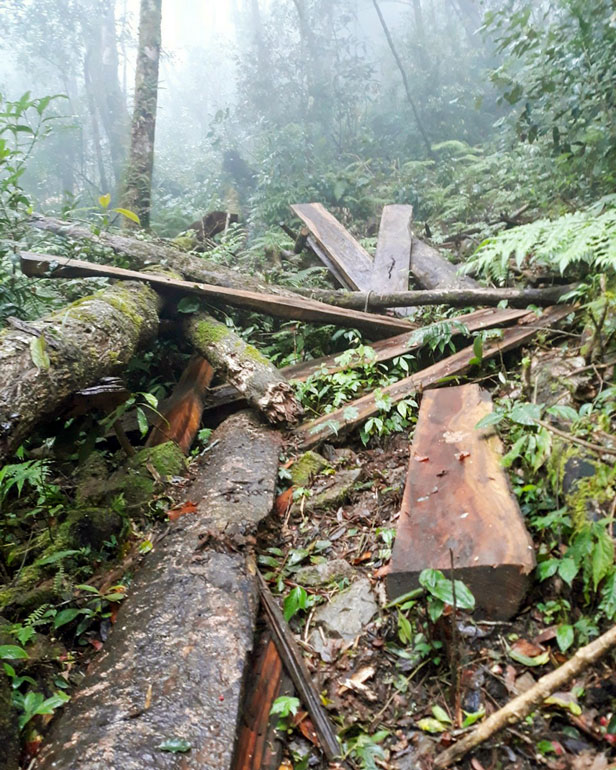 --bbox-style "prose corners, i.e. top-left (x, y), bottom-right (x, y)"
top-left (20, 252), bottom-right (415, 338)
top-left (388, 384), bottom-right (535, 620)
top-left (201, 308), bottom-right (530, 413)
top-left (294, 305), bottom-right (574, 449)
top-left (291, 203), bottom-right (374, 290)
top-left (294, 283), bottom-right (577, 310)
